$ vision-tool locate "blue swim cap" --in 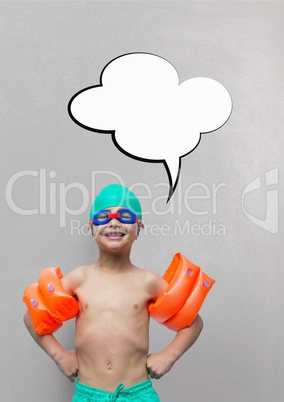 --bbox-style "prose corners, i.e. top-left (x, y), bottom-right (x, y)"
top-left (89, 184), bottom-right (142, 222)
